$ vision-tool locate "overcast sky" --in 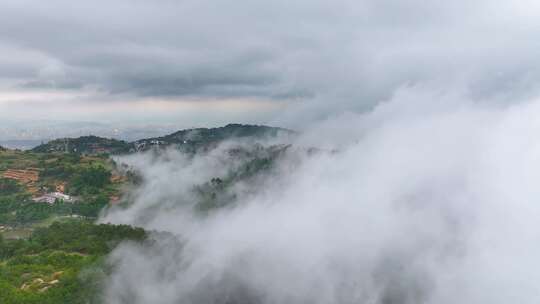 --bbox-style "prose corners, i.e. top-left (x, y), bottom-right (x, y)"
top-left (1, 0), bottom-right (539, 139)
